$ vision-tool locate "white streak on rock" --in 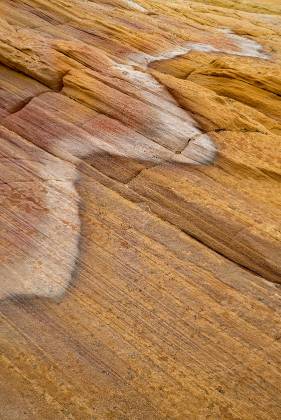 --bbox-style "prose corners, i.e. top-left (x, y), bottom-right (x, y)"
top-left (114, 60), bottom-right (217, 164)
top-left (1, 155), bottom-right (81, 300)
top-left (220, 29), bottom-right (269, 59)
top-left (122, 0), bottom-right (147, 12)
top-left (182, 135), bottom-right (218, 165)
top-left (113, 28), bottom-right (269, 165)
top-left (130, 28), bottom-right (269, 64)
